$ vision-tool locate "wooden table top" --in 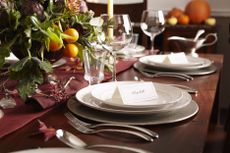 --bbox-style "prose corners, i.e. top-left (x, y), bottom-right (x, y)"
top-left (0, 53), bottom-right (223, 153)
